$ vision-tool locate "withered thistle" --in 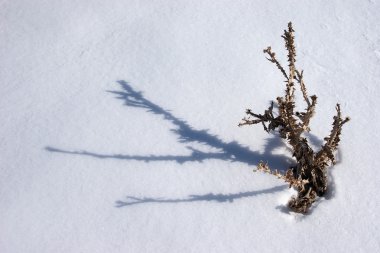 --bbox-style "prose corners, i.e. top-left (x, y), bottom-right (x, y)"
top-left (239, 22), bottom-right (350, 213)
